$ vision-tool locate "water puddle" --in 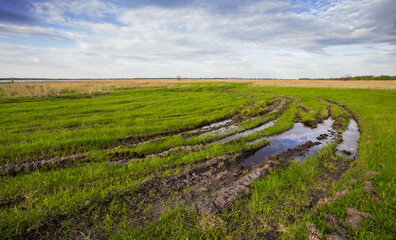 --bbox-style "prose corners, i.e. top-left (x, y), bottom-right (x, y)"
top-left (202, 119), bottom-right (232, 130)
top-left (202, 124), bottom-right (239, 136)
top-left (216, 120), bottom-right (276, 143)
top-left (336, 119), bottom-right (360, 158)
top-left (241, 118), bottom-right (335, 167)
top-left (188, 119), bottom-right (233, 134)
